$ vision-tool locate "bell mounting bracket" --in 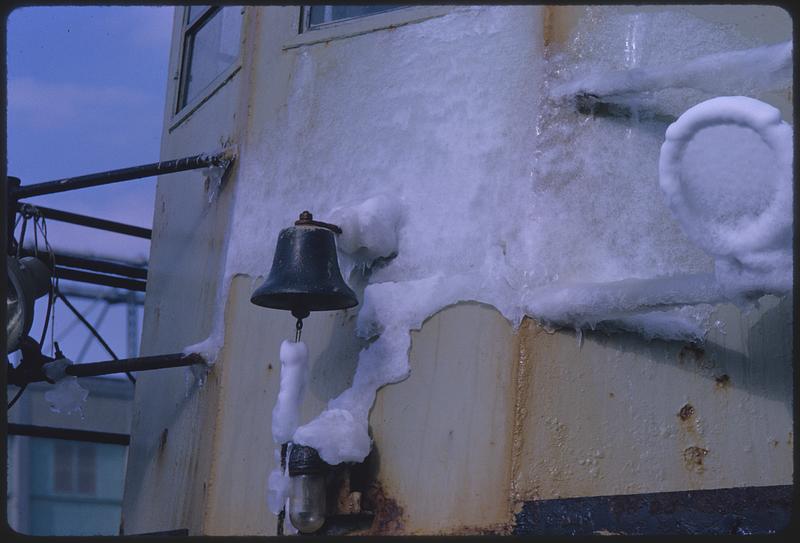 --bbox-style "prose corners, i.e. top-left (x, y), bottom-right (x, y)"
top-left (295, 211), bottom-right (342, 234)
